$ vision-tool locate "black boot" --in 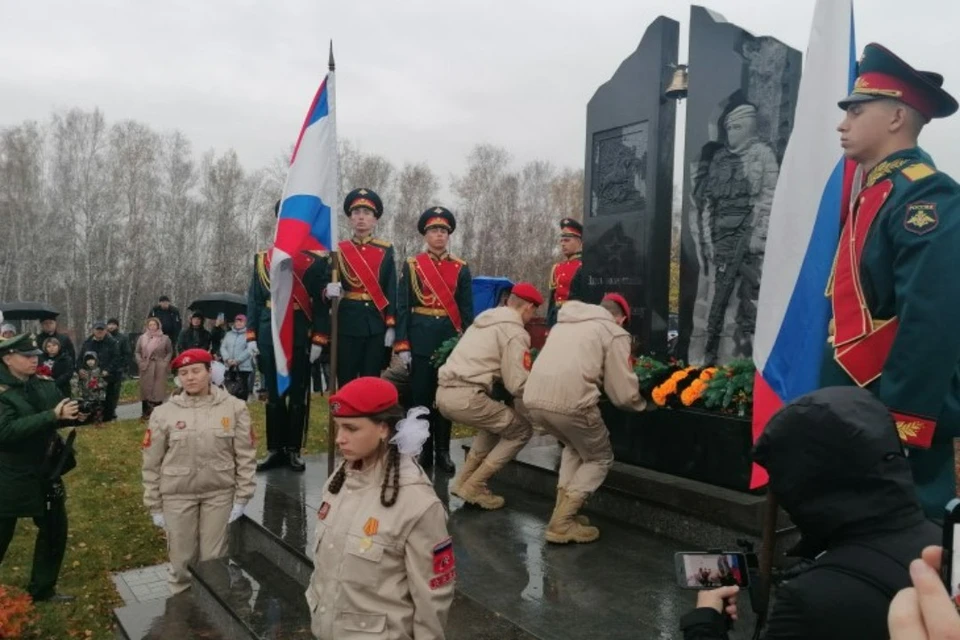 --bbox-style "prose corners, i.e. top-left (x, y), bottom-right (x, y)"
top-left (256, 450), bottom-right (288, 472)
top-left (418, 435), bottom-right (434, 469)
top-left (287, 448), bottom-right (306, 472)
top-left (434, 419), bottom-right (456, 473)
top-left (141, 401), bottom-right (149, 420)
top-left (286, 404), bottom-right (307, 472)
